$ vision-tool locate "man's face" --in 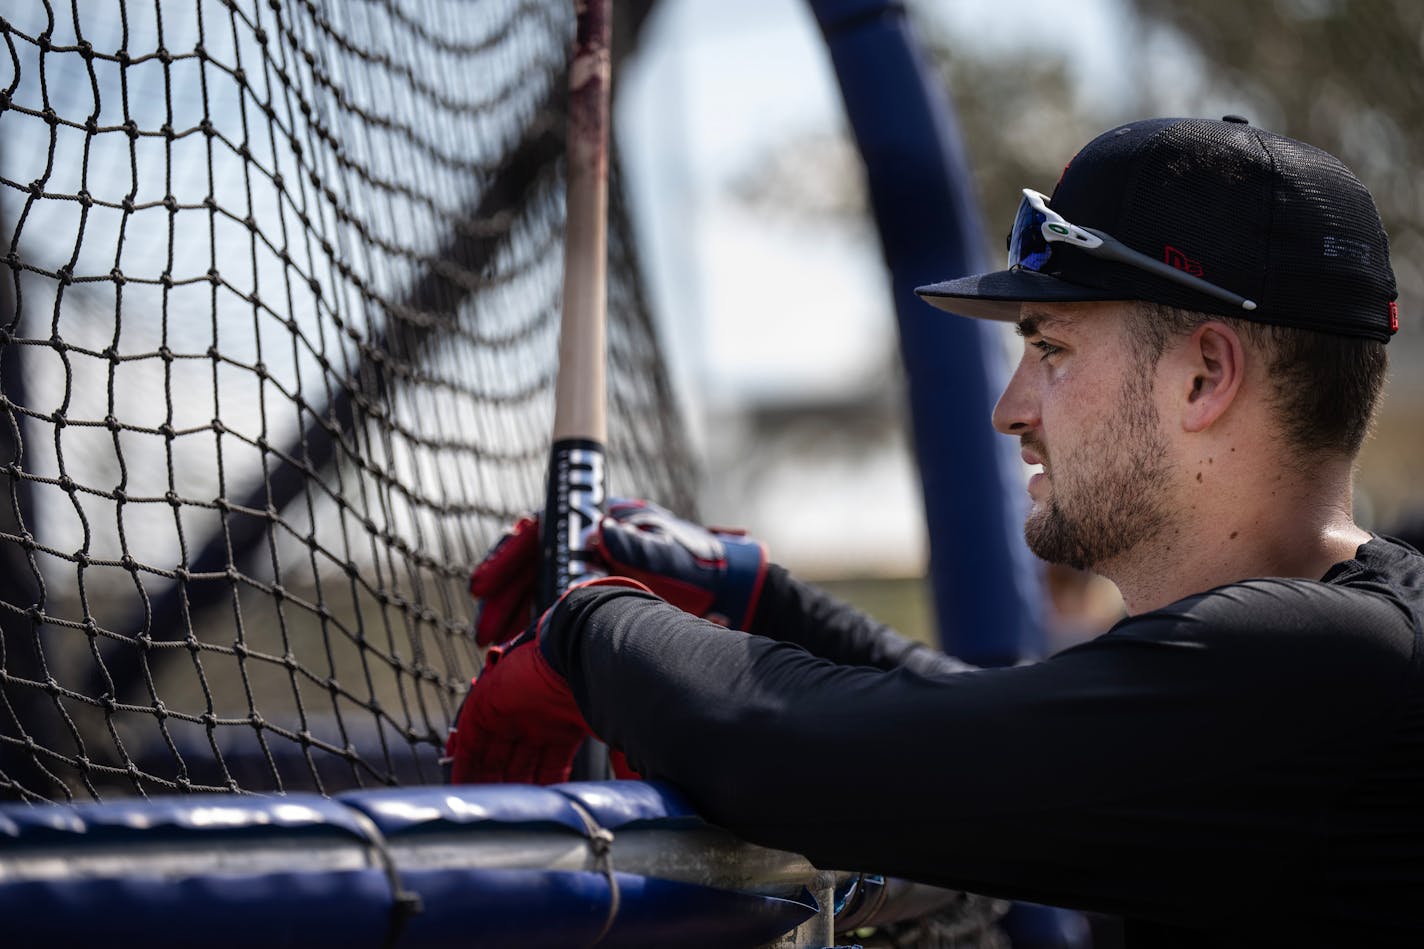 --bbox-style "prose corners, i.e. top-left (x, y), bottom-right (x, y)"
top-left (991, 302), bottom-right (1174, 571)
